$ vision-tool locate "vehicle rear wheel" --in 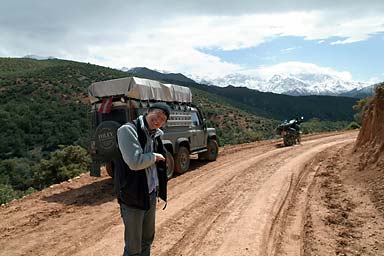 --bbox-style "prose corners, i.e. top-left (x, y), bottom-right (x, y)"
top-left (174, 146), bottom-right (190, 174)
top-left (297, 133), bottom-right (301, 144)
top-left (166, 150), bottom-right (174, 179)
top-left (283, 135), bottom-right (295, 146)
